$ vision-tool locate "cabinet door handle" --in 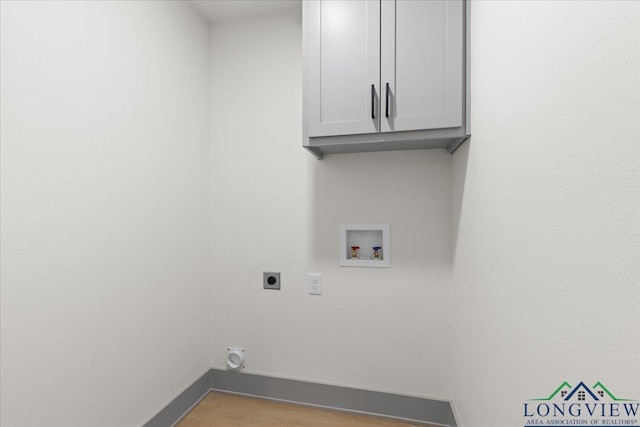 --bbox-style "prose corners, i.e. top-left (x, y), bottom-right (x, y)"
top-left (371, 84), bottom-right (376, 119)
top-left (385, 82), bottom-right (390, 118)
